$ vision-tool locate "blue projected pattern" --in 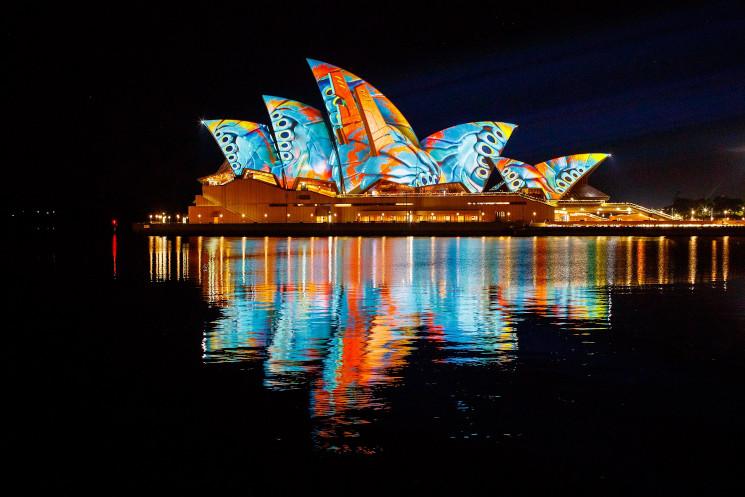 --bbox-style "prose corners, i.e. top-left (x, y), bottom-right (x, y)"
top-left (203, 119), bottom-right (280, 177)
